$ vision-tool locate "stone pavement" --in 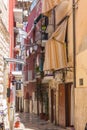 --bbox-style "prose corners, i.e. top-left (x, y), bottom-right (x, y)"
top-left (13, 112), bottom-right (67, 130)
